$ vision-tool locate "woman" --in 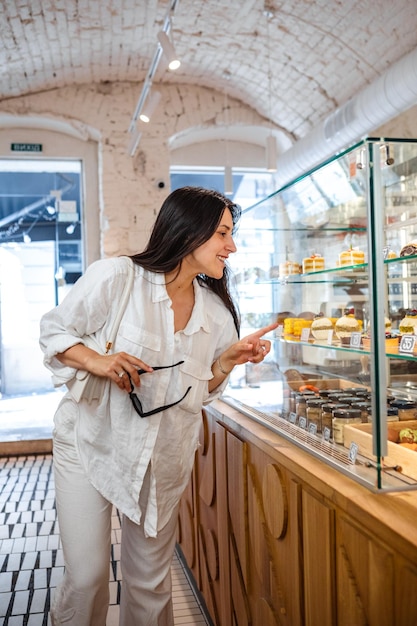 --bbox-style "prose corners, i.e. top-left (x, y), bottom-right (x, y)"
top-left (40, 186), bottom-right (276, 626)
